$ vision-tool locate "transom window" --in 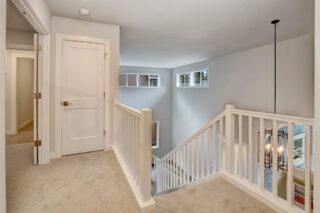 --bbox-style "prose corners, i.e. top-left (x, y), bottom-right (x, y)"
top-left (120, 73), bottom-right (160, 88)
top-left (176, 69), bottom-right (208, 88)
